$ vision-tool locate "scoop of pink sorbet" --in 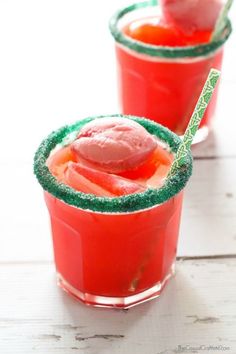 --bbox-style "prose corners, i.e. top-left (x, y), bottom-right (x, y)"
top-left (160, 0), bottom-right (223, 34)
top-left (70, 117), bottom-right (157, 173)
